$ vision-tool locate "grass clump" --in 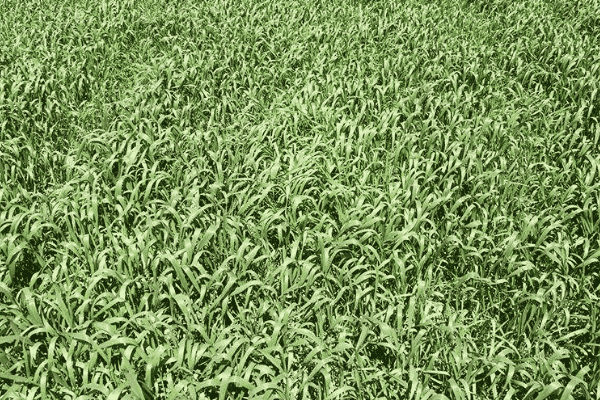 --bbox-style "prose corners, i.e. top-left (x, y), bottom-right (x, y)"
top-left (1, 0), bottom-right (599, 398)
